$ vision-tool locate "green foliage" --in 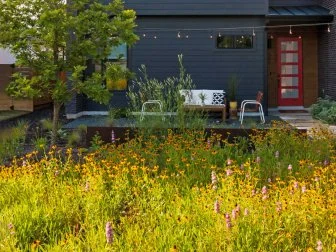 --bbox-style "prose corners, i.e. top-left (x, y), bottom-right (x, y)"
top-left (310, 96), bottom-right (336, 124)
top-left (127, 54), bottom-right (207, 130)
top-left (90, 133), bottom-right (104, 151)
top-left (127, 54), bottom-right (194, 113)
top-left (0, 0), bottom-right (138, 144)
top-left (32, 137), bottom-right (48, 152)
top-left (67, 125), bottom-right (87, 147)
top-left (228, 74), bottom-right (239, 101)
top-left (0, 121), bottom-right (27, 163)
top-left (105, 62), bottom-right (134, 83)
